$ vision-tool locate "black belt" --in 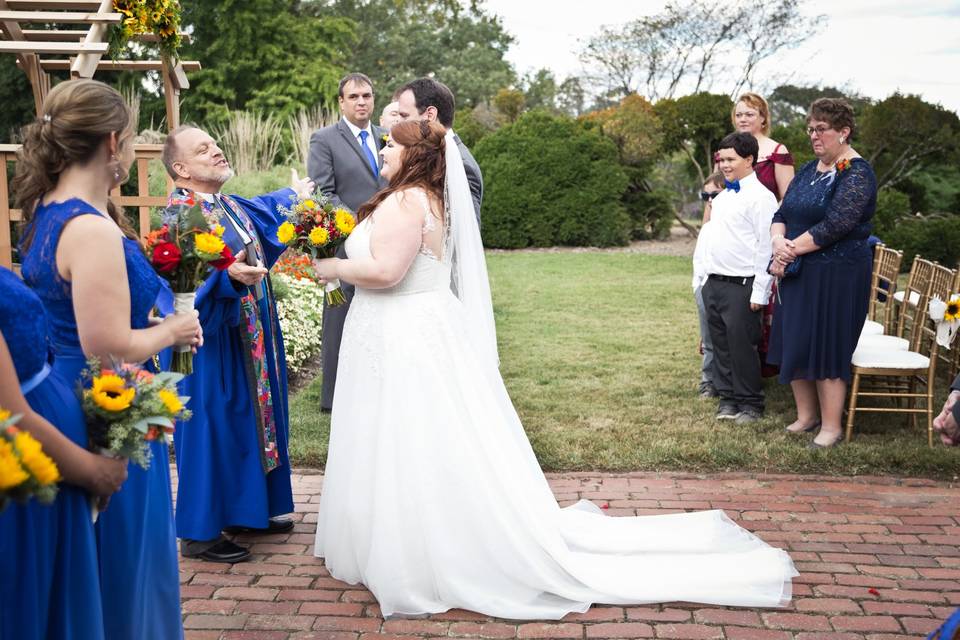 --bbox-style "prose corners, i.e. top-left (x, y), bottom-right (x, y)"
top-left (708, 274), bottom-right (754, 286)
